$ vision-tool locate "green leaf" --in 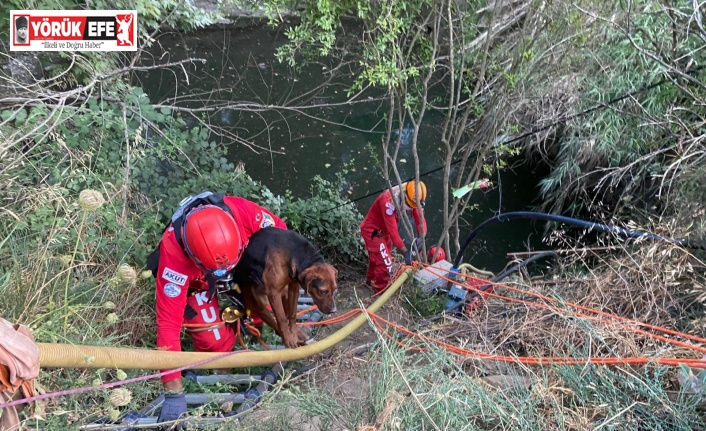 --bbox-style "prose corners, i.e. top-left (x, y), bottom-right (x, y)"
top-left (15, 108), bottom-right (27, 123)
